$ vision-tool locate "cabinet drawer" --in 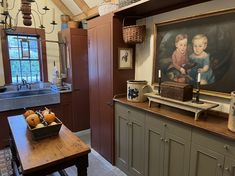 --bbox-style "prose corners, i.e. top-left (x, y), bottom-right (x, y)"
top-left (115, 103), bottom-right (129, 117)
top-left (164, 119), bottom-right (191, 140)
top-left (116, 103), bottom-right (145, 123)
top-left (192, 128), bottom-right (235, 157)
